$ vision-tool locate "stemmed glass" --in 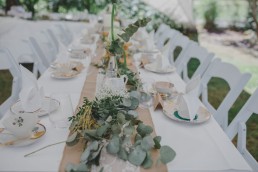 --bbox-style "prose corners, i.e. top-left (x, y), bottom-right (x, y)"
top-left (48, 93), bottom-right (73, 129)
top-left (138, 77), bottom-right (155, 109)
